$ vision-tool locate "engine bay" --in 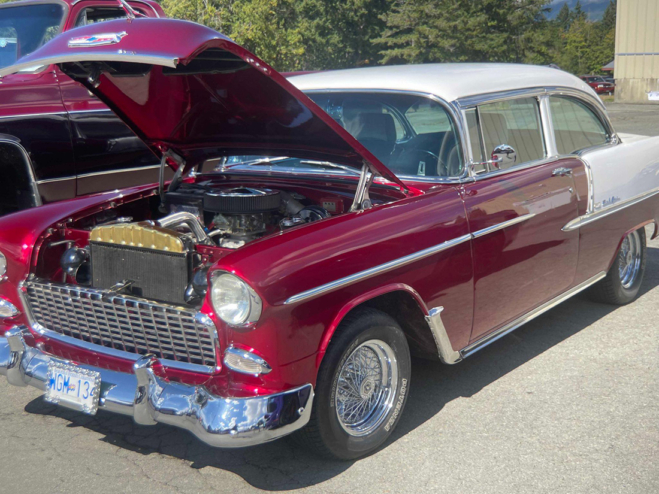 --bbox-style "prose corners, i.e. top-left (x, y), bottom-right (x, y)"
top-left (166, 182), bottom-right (340, 249)
top-left (44, 178), bottom-right (403, 308)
